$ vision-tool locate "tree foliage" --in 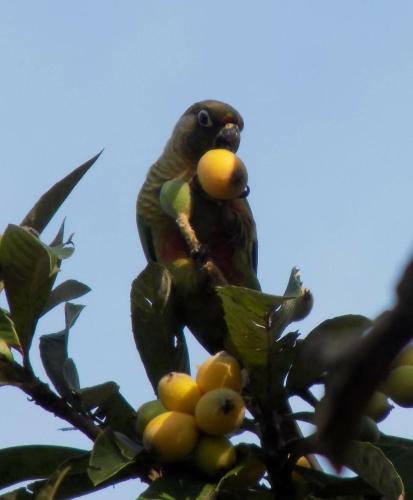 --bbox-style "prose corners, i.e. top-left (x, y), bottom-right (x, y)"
top-left (1, 155), bottom-right (413, 499)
